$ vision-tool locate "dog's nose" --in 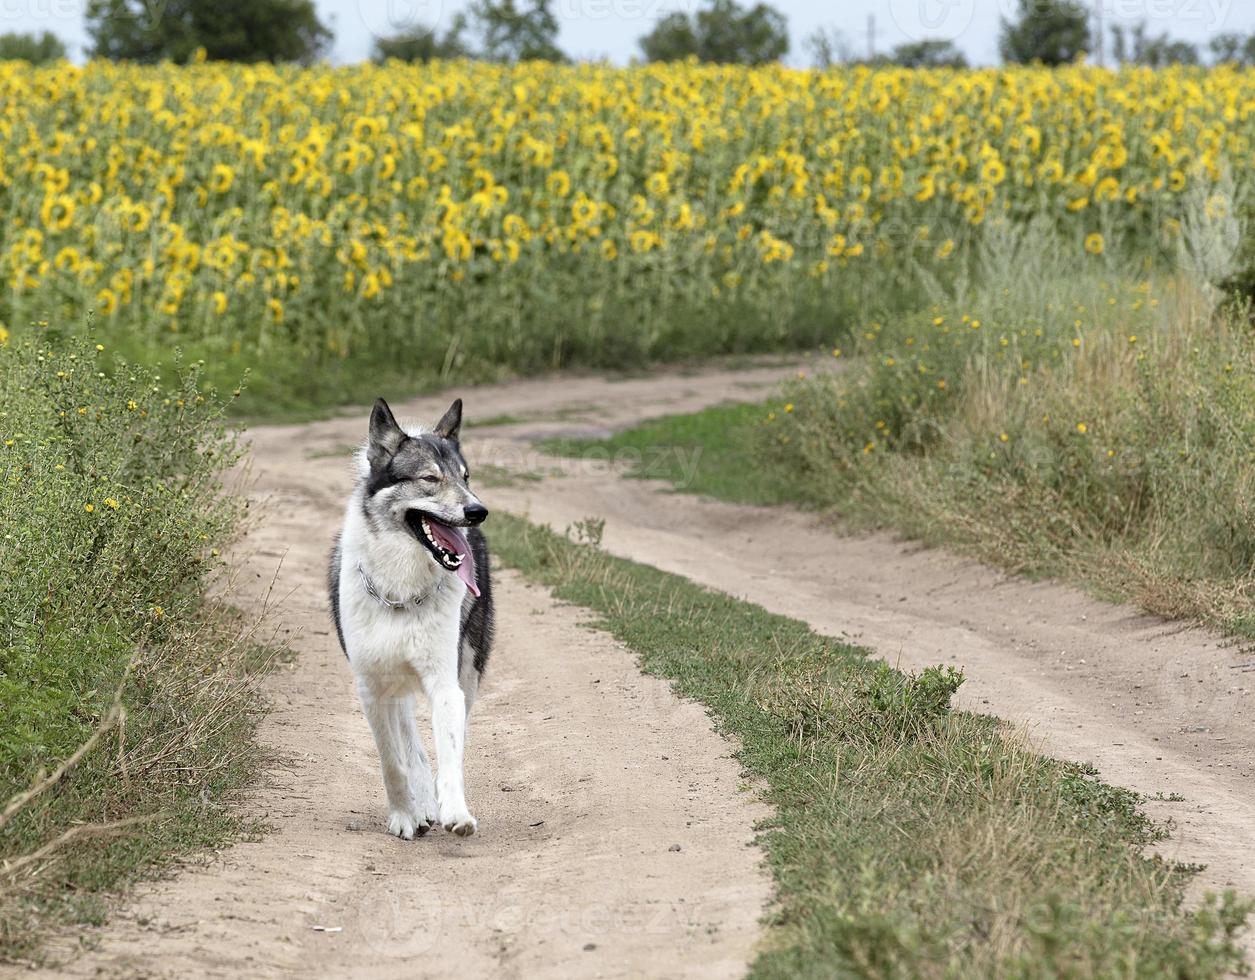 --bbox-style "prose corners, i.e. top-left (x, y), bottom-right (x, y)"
top-left (463, 503), bottom-right (488, 526)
